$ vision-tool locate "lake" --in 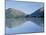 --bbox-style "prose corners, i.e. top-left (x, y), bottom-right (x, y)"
top-left (5, 17), bottom-right (44, 35)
